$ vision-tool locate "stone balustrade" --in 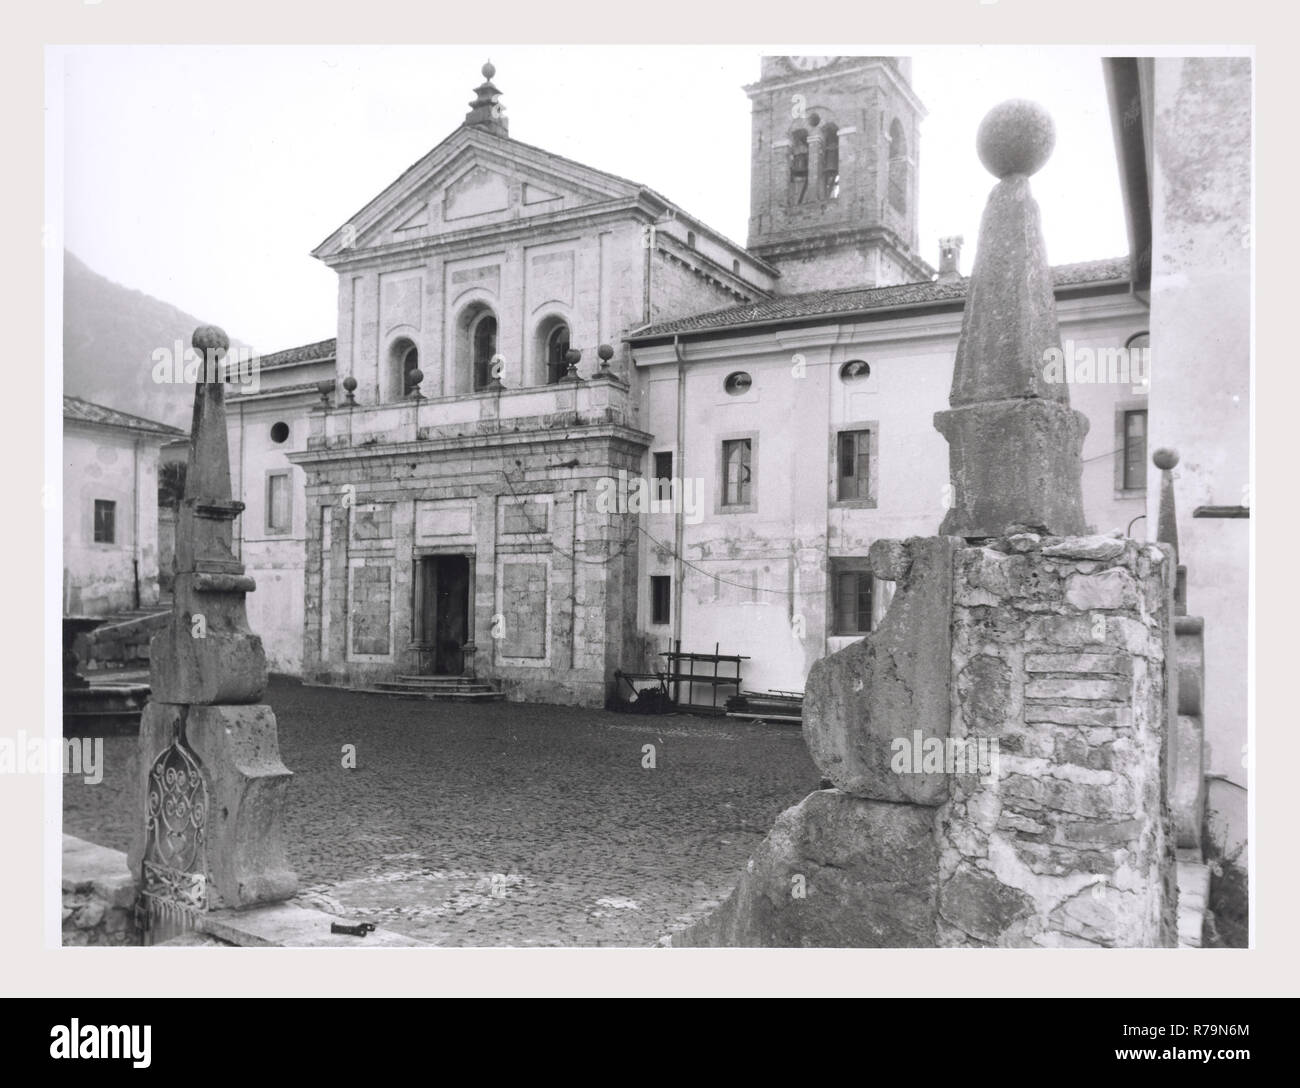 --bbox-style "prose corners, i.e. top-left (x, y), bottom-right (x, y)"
top-left (309, 372), bottom-right (632, 450)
